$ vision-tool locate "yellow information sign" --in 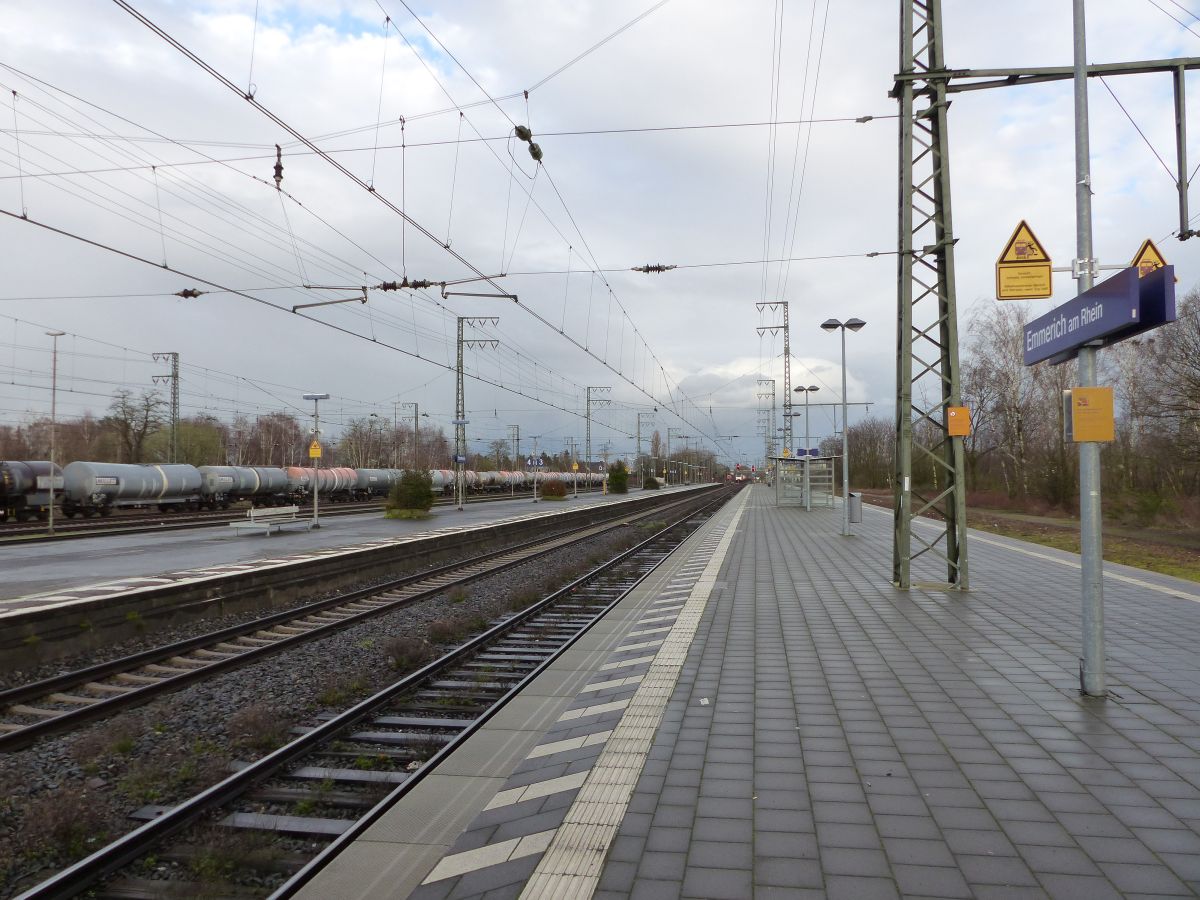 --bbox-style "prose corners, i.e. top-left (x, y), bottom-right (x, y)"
top-left (571, 462), bottom-right (579, 472)
top-left (1131, 238), bottom-right (1169, 278)
top-left (1070, 387), bottom-right (1114, 443)
top-left (946, 406), bottom-right (971, 437)
top-left (996, 220), bottom-right (1053, 300)
top-left (781, 447), bottom-right (790, 458)
top-left (308, 441), bottom-right (322, 459)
